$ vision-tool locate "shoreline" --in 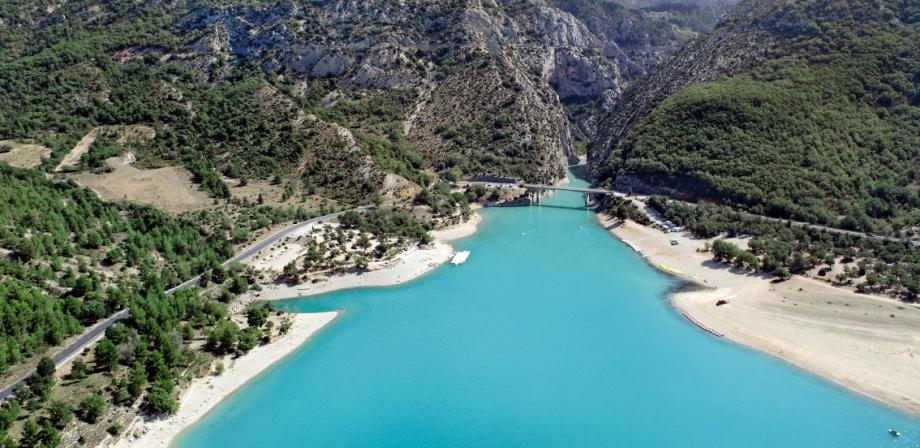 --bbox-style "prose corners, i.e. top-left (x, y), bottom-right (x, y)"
top-left (113, 204), bottom-right (918, 448)
top-left (598, 214), bottom-right (920, 417)
top-left (113, 312), bottom-right (339, 448)
top-left (115, 211), bottom-right (484, 447)
top-left (251, 211), bottom-right (482, 301)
